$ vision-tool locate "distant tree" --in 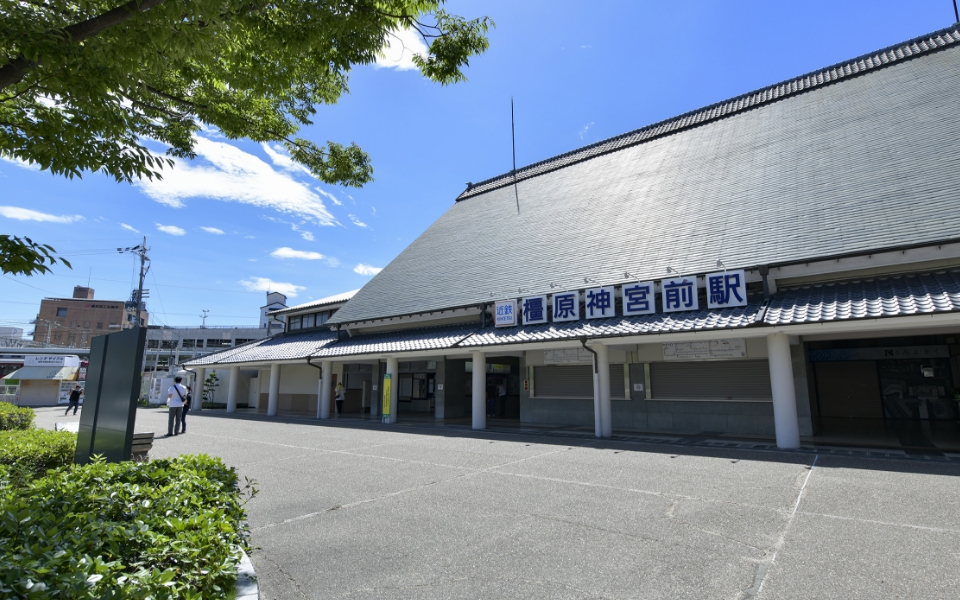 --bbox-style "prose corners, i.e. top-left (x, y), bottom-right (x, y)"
top-left (203, 371), bottom-right (220, 404)
top-left (0, 0), bottom-right (492, 273)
